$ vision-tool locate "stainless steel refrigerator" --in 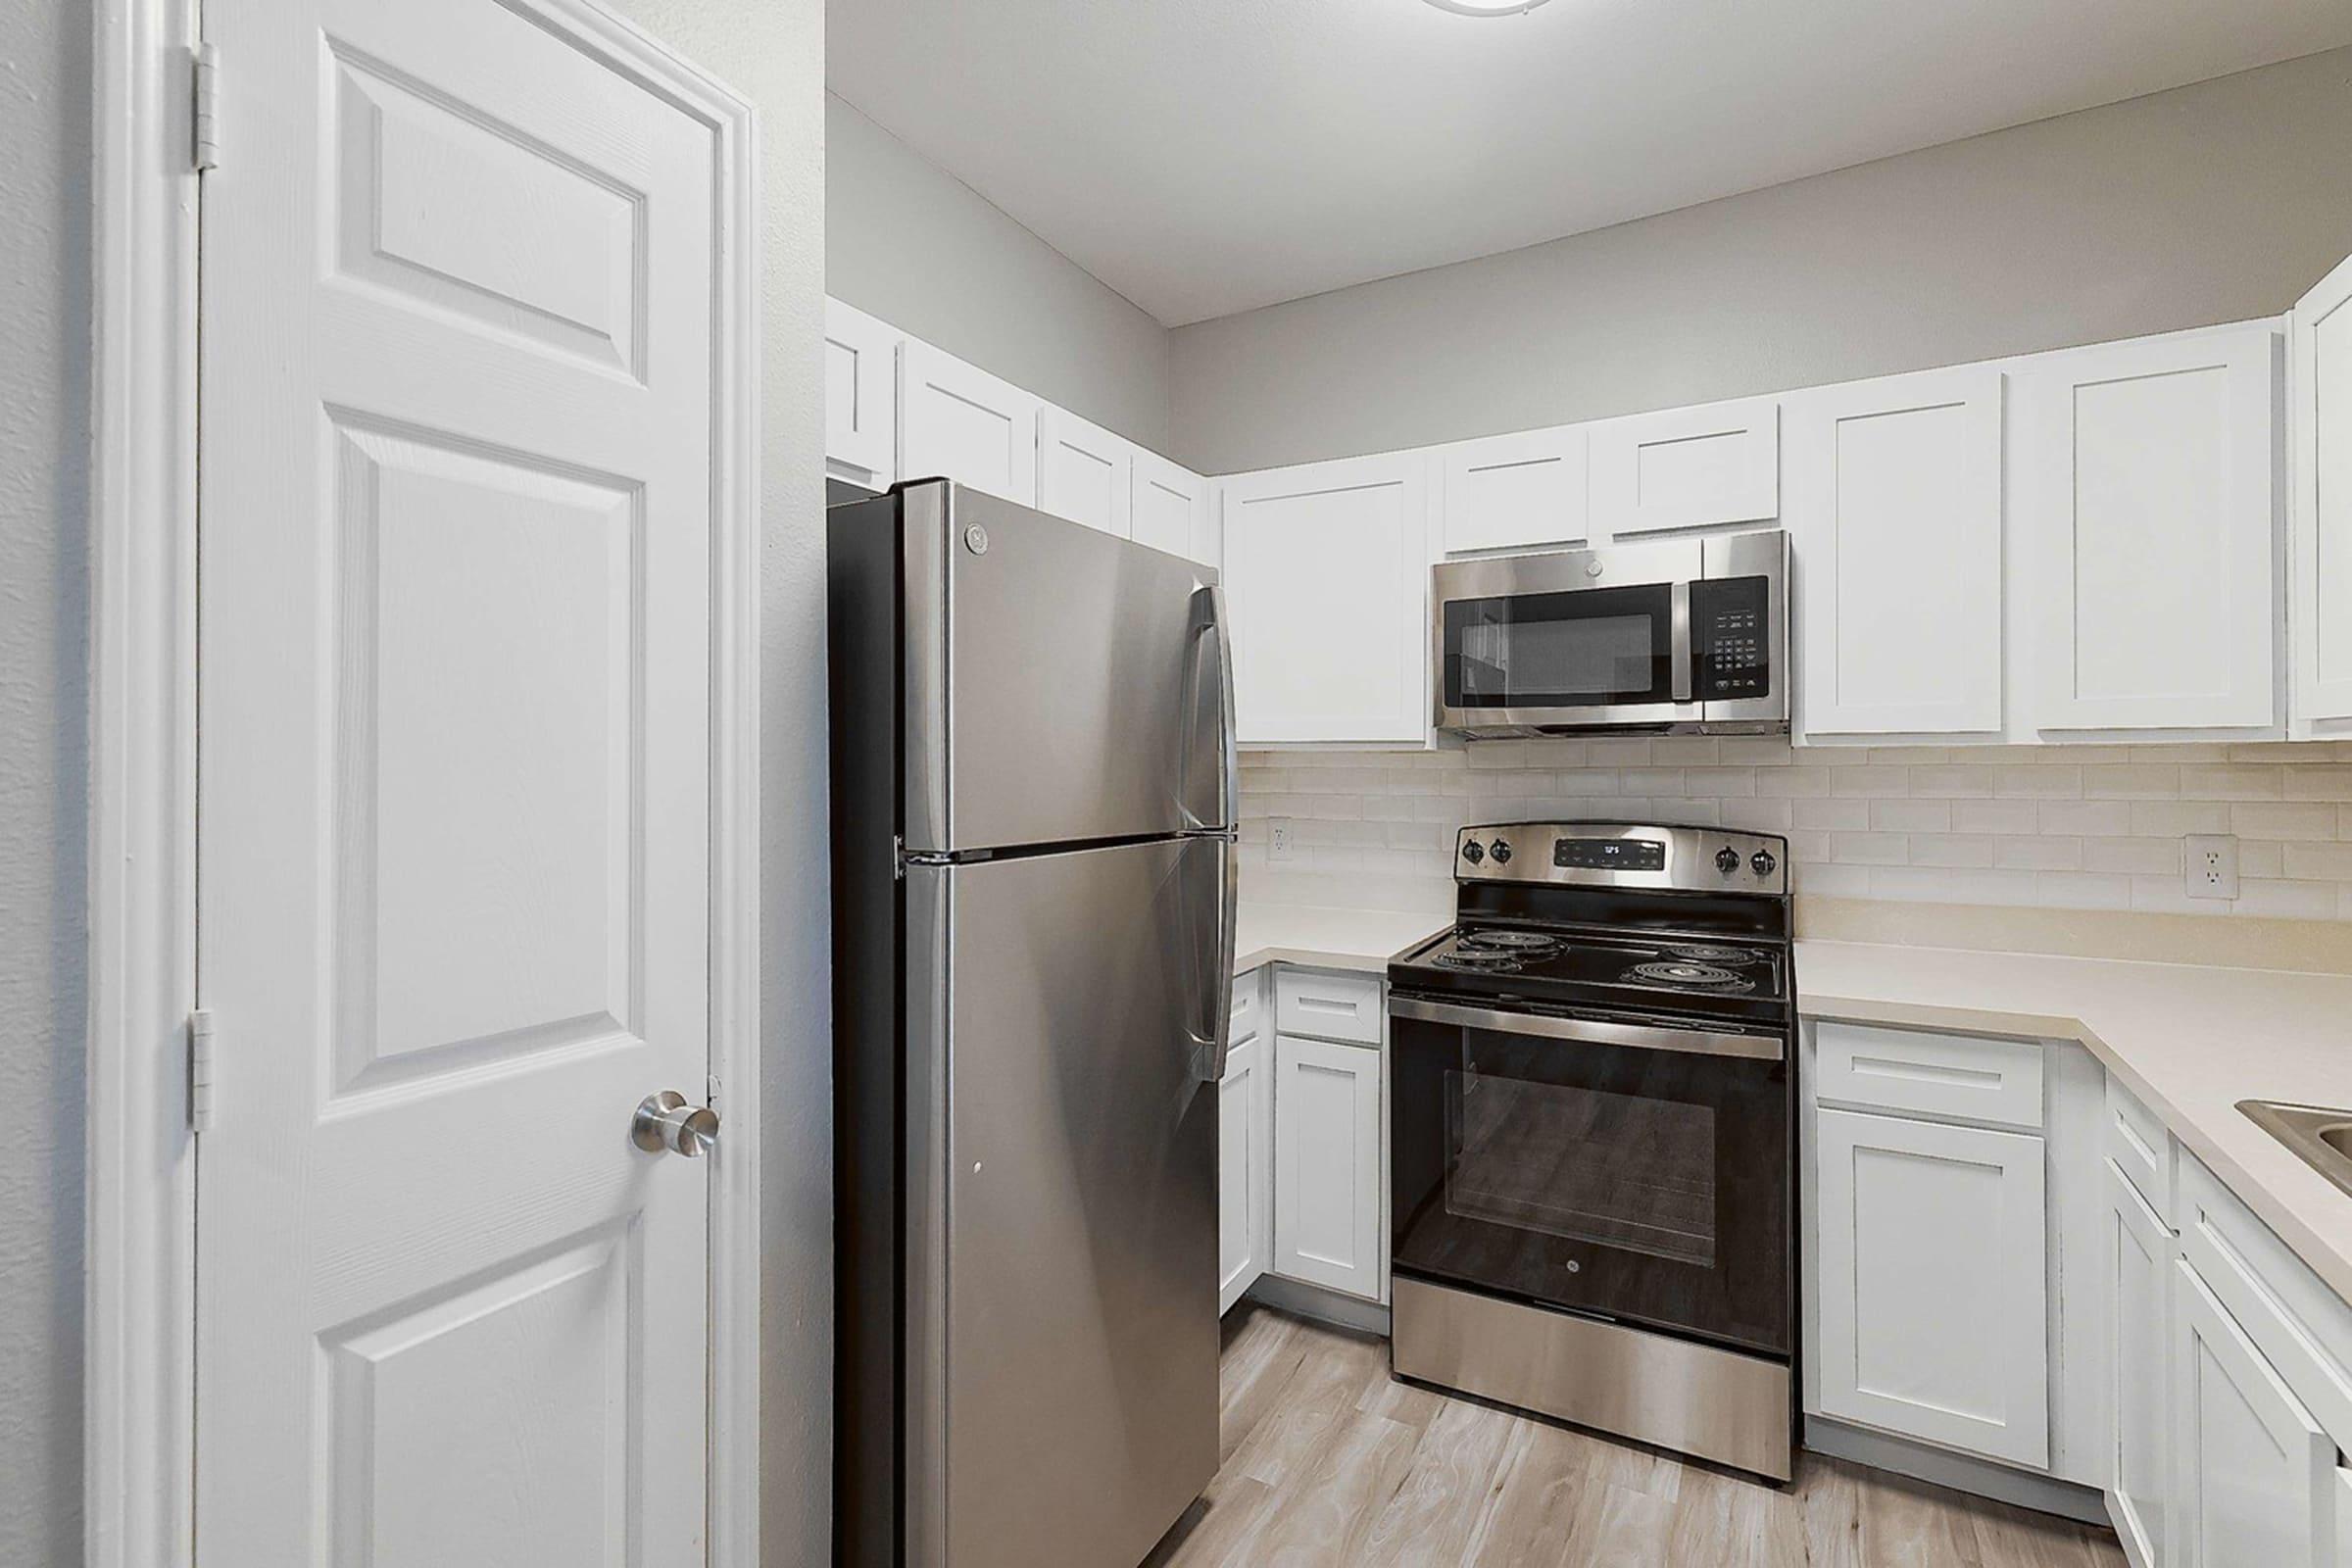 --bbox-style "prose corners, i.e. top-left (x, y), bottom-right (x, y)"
top-left (829, 480), bottom-right (1238, 1568)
